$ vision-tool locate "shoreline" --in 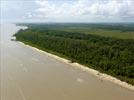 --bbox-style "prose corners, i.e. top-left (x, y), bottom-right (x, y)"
top-left (18, 41), bottom-right (134, 91)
